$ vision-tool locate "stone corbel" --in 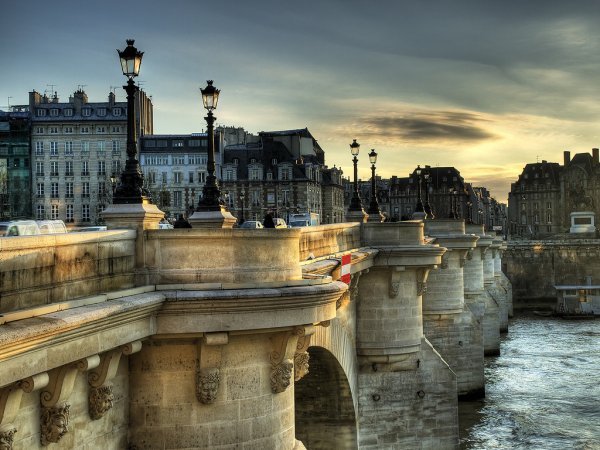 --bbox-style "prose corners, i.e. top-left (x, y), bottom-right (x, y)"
top-left (458, 249), bottom-right (470, 268)
top-left (294, 325), bottom-right (316, 382)
top-left (269, 328), bottom-right (302, 393)
top-left (196, 332), bottom-right (228, 404)
top-left (41, 355), bottom-right (98, 408)
top-left (87, 341), bottom-right (142, 420)
top-left (466, 249), bottom-right (473, 261)
top-left (440, 253), bottom-right (449, 269)
top-left (388, 266), bottom-right (405, 298)
top-left (416, 267), bottom-right (430, 297)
